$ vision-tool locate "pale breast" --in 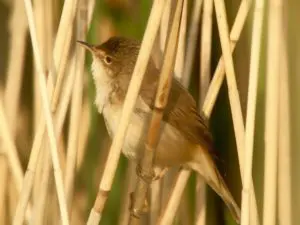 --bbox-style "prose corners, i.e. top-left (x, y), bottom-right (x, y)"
top-left (102, 97), bottom-right (150, 161)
